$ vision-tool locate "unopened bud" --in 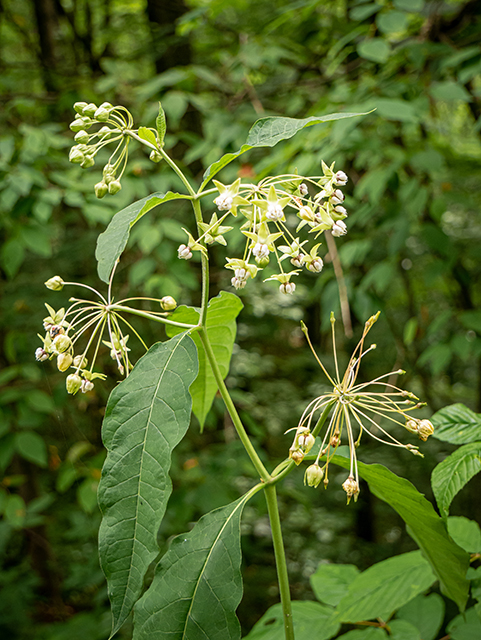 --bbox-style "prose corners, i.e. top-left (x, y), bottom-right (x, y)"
top-left (160, 296), bottom-right (177, 311)
top-left (95, 181), bottom-right (108, 199)
top-left (150, 149), bottom-right (162, 163)
top-left (81, 379), bottom-right (94, 393)
top-left (299, 183), bottom-right (308, 196)
top-left (299, 205), bottom-right (314, 221)
top-left (289, 448), bottom-right (305, 465)
top-left (178, 244), bottom-right (192, 260)
top-left (304, 464), bottom-right (324, 488)
top-left (94, 102), bottom-right (113, 121)
top-left (73, 102), bottom-right (88, 114)
top-left (73, 355), bottom-right (88, 368)
top-left (57, 353), bottom-right (73, 372)
top-left (342, 476), bottom-right (360, 504)
top-left (35, 347), bottom-right (49, 362)
top-left (418, 419), bottom-right (434, 441)
top-left (308, 258), bottom-right (324, 273)
top-left (280, 282), bottom-right (296, 295)
top-left (108, 179), bottom-right (122, 195)
top-left (45, 275), bottom-right (65, 291)
top-left (331, 220), bottom-right (347, 237)
top-left (334, 171), bottom-right (348, 186)
top-left (74, 130), bottom-right (90, 144)
top-left (82, 103), bottom-right (98, 117)
top-left (81, 154), bottom-right (95, 169)
top-left (66, 373), bottom-right (82, 395)
top-left (53, 334), bottom-right (71, 353)
top-left (69, 146), bottom-right (85, 164)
